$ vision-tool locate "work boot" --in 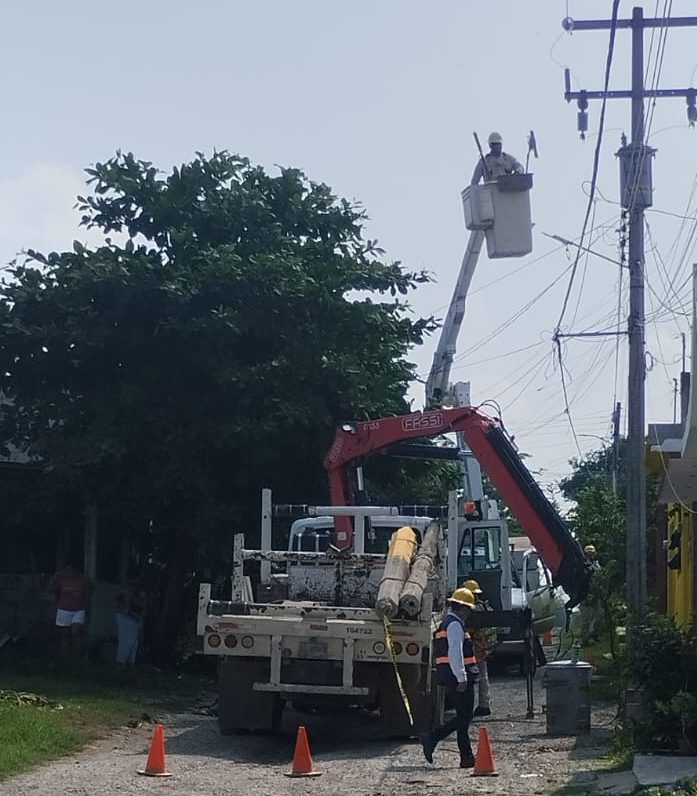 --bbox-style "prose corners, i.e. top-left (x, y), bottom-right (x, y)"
top-left (460, 755), bottom-right (475, 768)
top-left (473, 706), bottom-right (491, 717)
top-left (419, 732), bottom-right (435, 764)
